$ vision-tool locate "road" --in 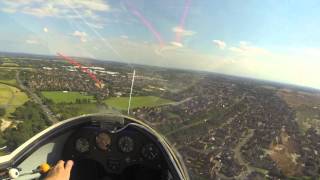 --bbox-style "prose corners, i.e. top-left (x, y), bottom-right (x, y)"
top-left (165, 95), bottom-right (246, 136)
top-left (165, 97), bottom-right (194, 106)
top-left (16, 71), bottom-right (58, 124)
top-left (170, 94), bottom-right (253, 179)
top-left (233, 129), bottom-right (255, 179)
